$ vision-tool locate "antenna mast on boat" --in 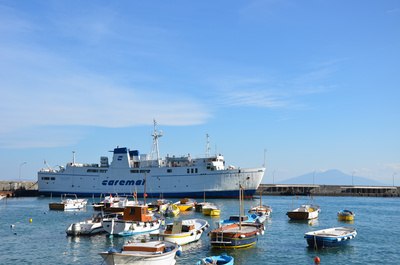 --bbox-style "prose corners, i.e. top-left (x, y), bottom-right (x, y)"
top-left (206, 133), bottom-right (210, 158)
top-left (151, 119), bottom-right (163, 166)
